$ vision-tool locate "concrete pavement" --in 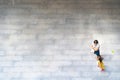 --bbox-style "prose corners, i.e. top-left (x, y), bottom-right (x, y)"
top-left (0, 0), bottom-right (120, 80)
